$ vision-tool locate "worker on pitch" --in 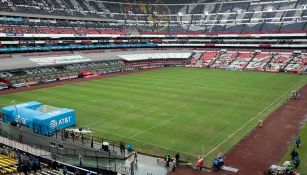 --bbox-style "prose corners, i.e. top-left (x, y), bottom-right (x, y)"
top-left (196, 156), bottom-right (204, 171)
top-left (290, 149), bottom-right (299, 160)
top-left (294, 156), bottom-right (301, 169)
top-left (165, 155), bottom-right (171, 167)
top-left (258, 119), bottom-right (263, 128)
top-left (295, 136), bottom-right (301, 148)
